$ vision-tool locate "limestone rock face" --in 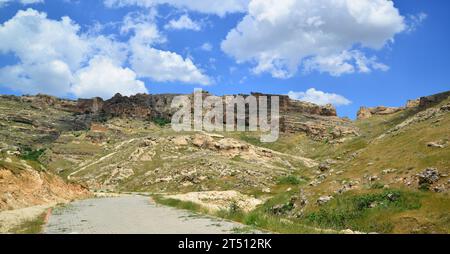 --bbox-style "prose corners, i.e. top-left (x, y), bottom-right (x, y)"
top-left (76, 97), bottom-right (104, 114)
top-left (2, 91), bottom-right (357, 142)
top-left (419, 91), bottom-right (450, 108)
top-left (76, 93), bottom-right (182, 120)
top-left (357, 106), bottom-right (404, 120)
top-left (70, 92), bottom-right (350, 140)
top-left (357, 91), bottom-right (450, 120)
top-left (406, 99), bottom-right (420, 108)
top-left (357, 107), bottom-right (373, 120)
